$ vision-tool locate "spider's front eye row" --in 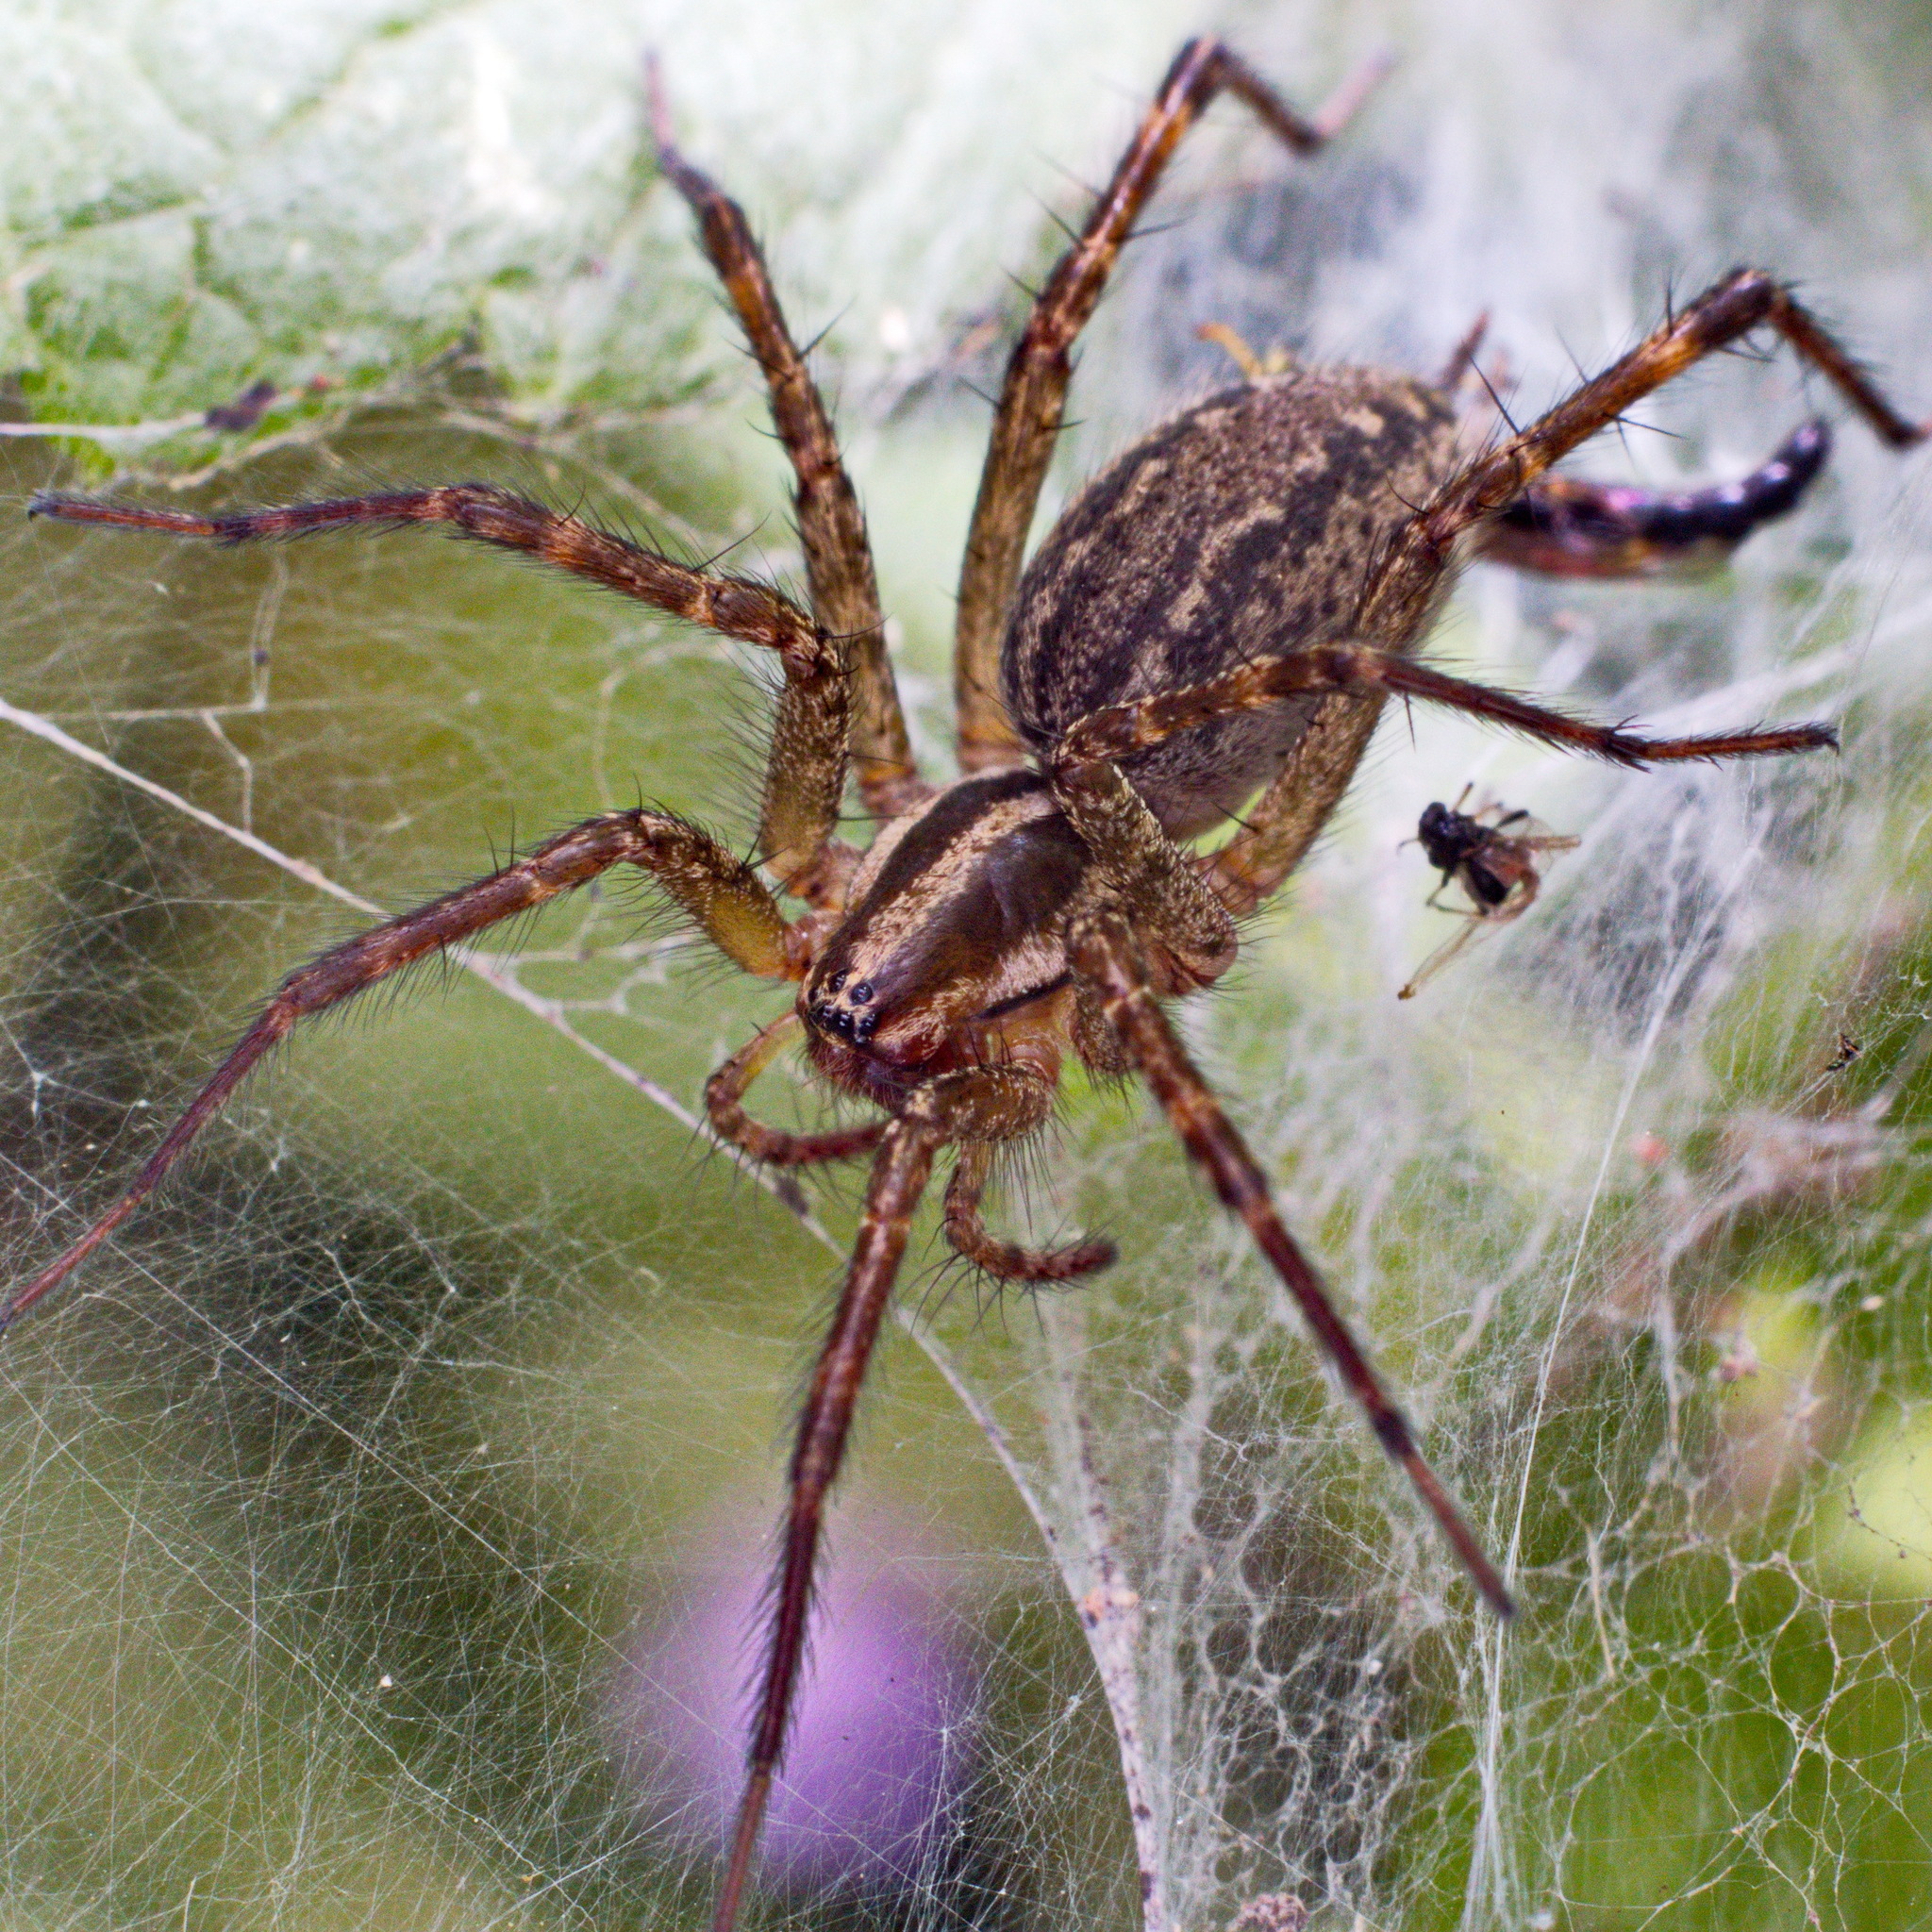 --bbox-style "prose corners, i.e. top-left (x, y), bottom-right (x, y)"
top-left (808, 998), bottom-right (879, 1046)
